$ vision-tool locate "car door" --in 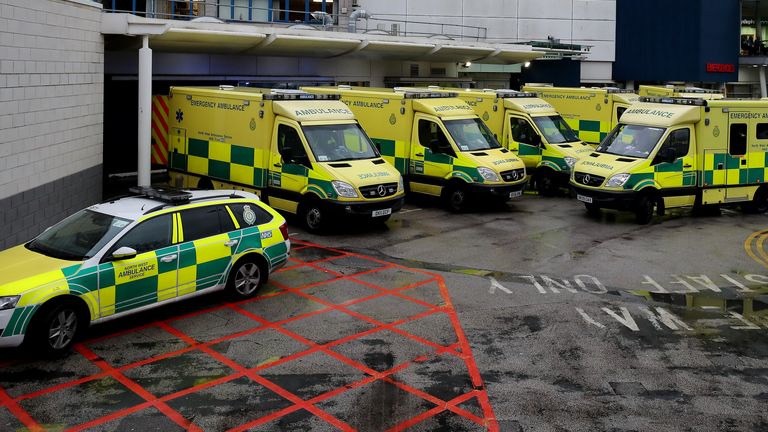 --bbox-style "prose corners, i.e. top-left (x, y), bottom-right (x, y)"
top-left (652, 127), bottom-right (696, 207)
top-left (268, 122), bottom-right (311, 213)
top-left (177, 205), bottom-right (238, 296)
top-left (411, 116), bottom-right (454, 192)
top-left (508, 115), bottom-right (542, 169)
top-left (97, 213), bottom-right (177, 317)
